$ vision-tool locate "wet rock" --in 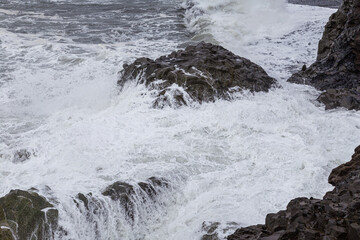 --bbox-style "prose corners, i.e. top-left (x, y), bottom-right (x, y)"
top-left (0, 227), bottom-right (14, 240)
top-left (227, 145), bottom-right (360, 240)
top-left (288, 0), bottom-right (341, 8)
top-left (288, 0), bottom-right (360, 110)
top-left (328, 145), bottom-right (360, 187)
top-left (118, 42), bottom-right (277, 107)
top-left (227, 225), bottom-right (270, 240)
top-left (102, 177), bottom-right (169, 220)
top-left (0, 189), bottom-right (58, 240)
top-left (201, 222), bottom-right (221, 240)
top-left (13, 149), bottom-right (32, 163)
top-left (317, 88), bottom-right (360, 110)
